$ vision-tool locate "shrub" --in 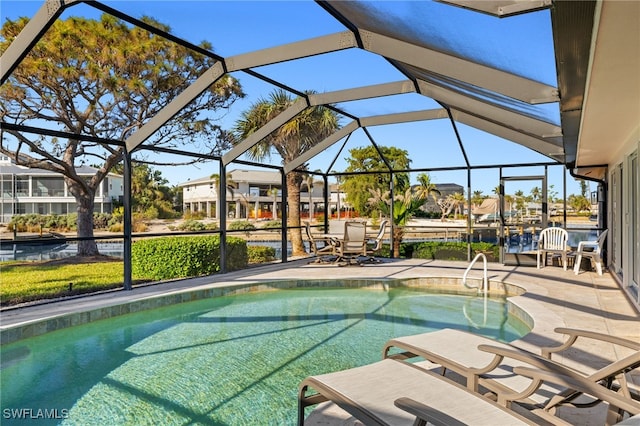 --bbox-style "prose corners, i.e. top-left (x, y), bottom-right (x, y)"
top-left (175, 219), bottom-right (207, 232)
top-left (407, 241), bottom-right (500, 261)
top-left (131, 235), bottom-right (247, 280)
top-left (142, 205), bottom-right (159, 220)
top-left (204, 222), bottom-right (219, 231)
top-left (260, 220), bottom-right (282, 230)
top-left (109, 223), bottom-right (124, 233)
top-left (183, 210), bottom-right (206, 220)
top-left (247, 245), bottom-right (276, 264)
top-left (93, 213), bottom-right (111, 229)
top-left (228, 220), bottom-right (256, 231)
